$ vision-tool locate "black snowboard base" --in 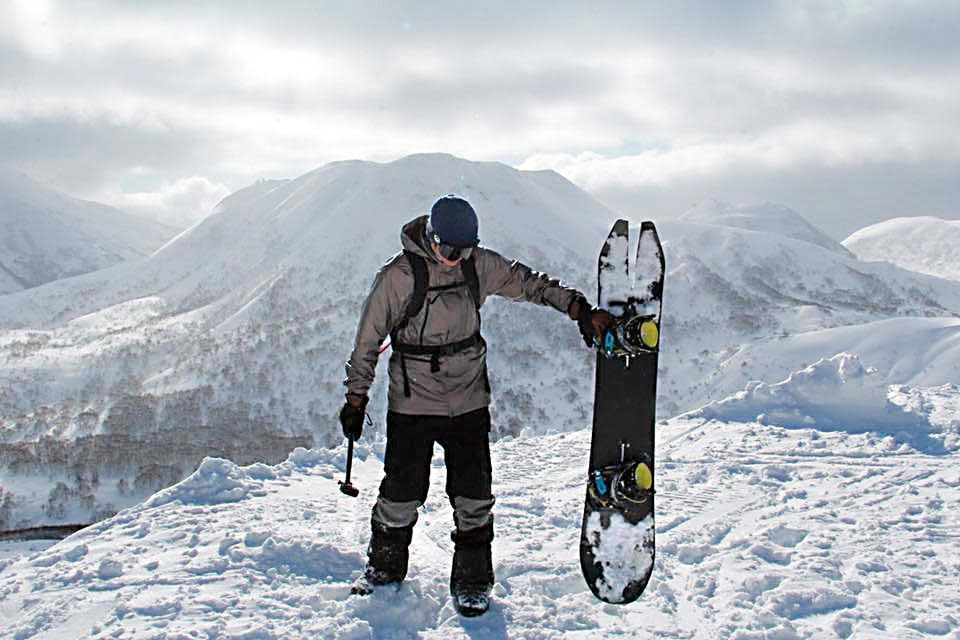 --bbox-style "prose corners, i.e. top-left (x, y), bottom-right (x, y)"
top-left (579, 219), bottom-right (664, 605)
